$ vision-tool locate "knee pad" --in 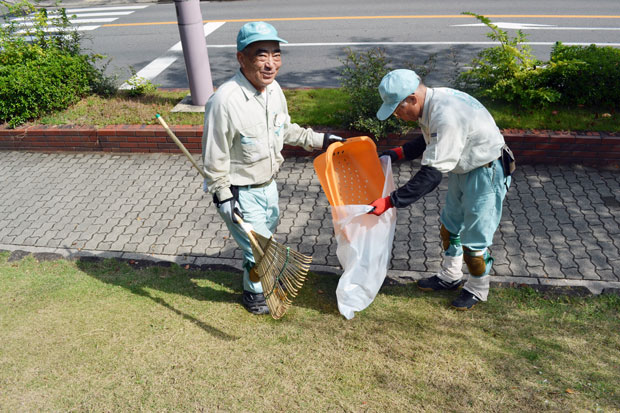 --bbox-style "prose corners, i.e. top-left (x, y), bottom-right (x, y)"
top-left (244, 260), bottom-right (260, 282)
top-left (440, 224), bottom-right (461, 254)
top-left (249, 266), bottom-right (260, 282)
top-left (463, 247), bottom-right (493, 277)
top-left (440, 225), bottom-right (451, 251)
